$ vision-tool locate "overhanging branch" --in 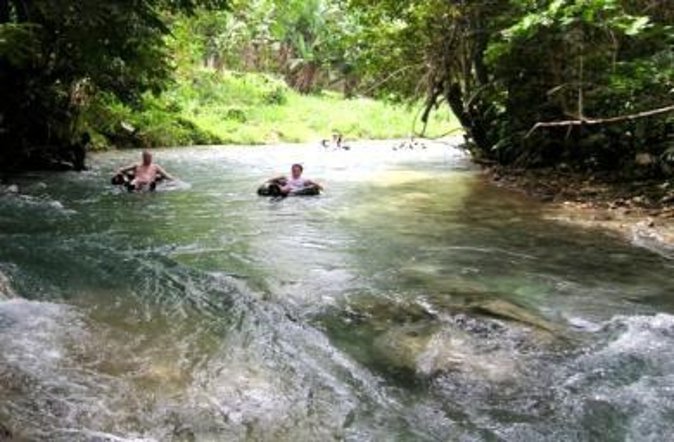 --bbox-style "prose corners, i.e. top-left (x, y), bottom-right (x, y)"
top-left (525, 104), bottom-right (674, 138)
